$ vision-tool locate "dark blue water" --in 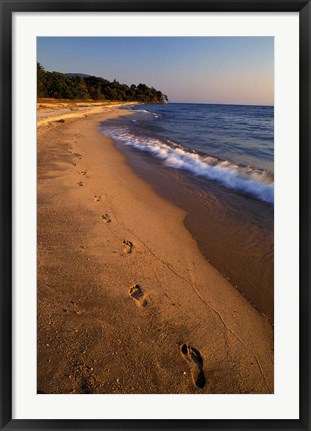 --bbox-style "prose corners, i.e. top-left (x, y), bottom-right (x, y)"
top-left (102, 103), bottom-right (274, 205)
